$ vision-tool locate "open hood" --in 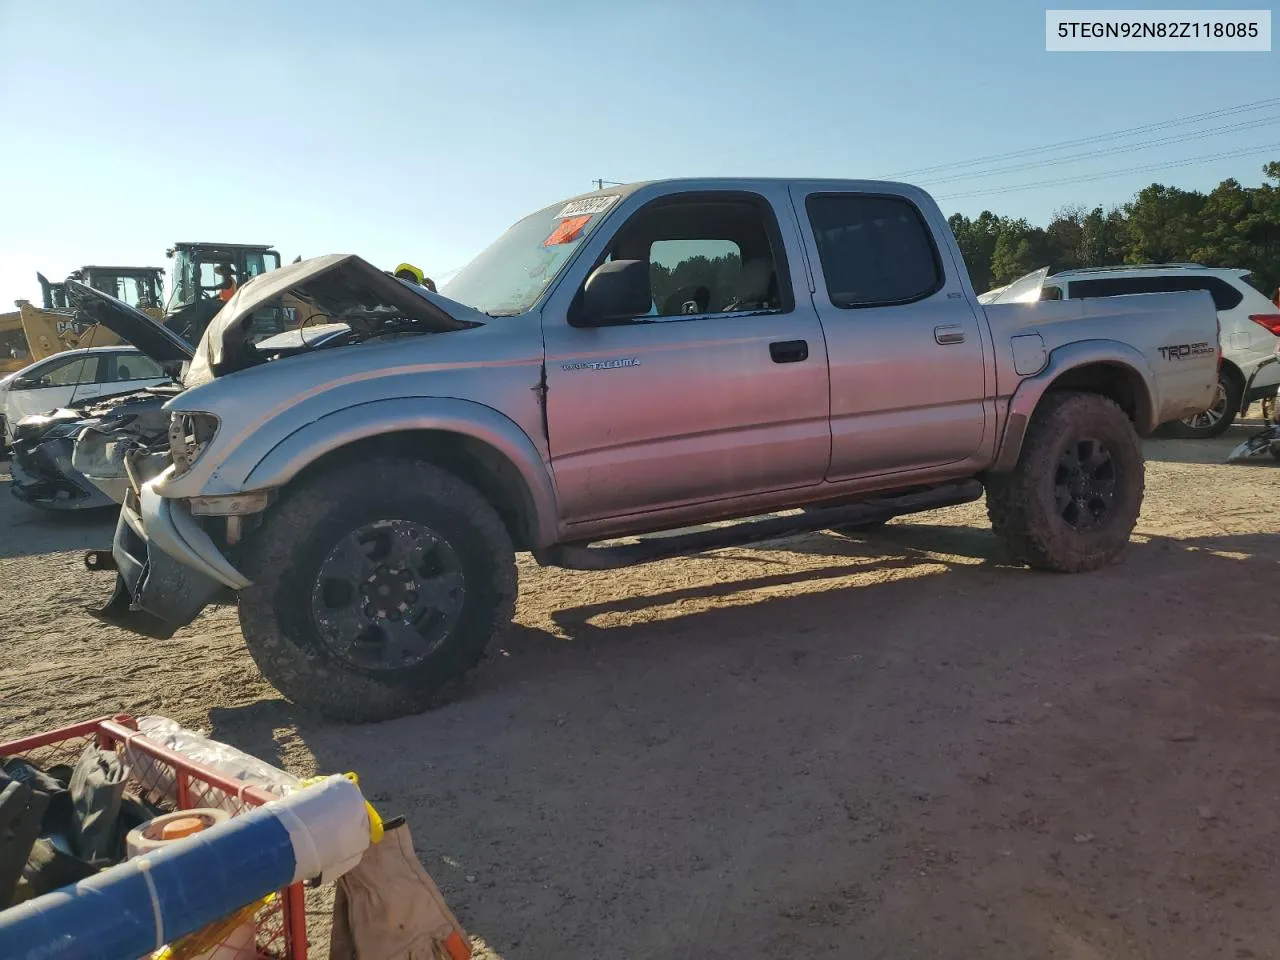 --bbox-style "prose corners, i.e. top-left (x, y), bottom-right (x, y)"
top-left (186, 254), bottom-right (483, 385)
top-left (984, 267), bottom-right (1050, 304)
top-left (64, 280), bottom-right (195, 368)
